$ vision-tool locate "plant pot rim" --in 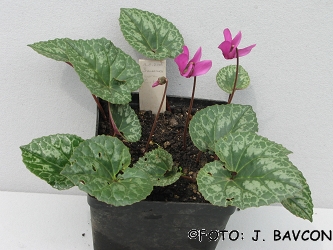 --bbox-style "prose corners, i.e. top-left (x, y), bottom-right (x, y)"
top-left (87, 194), bottom-right (236, 215)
